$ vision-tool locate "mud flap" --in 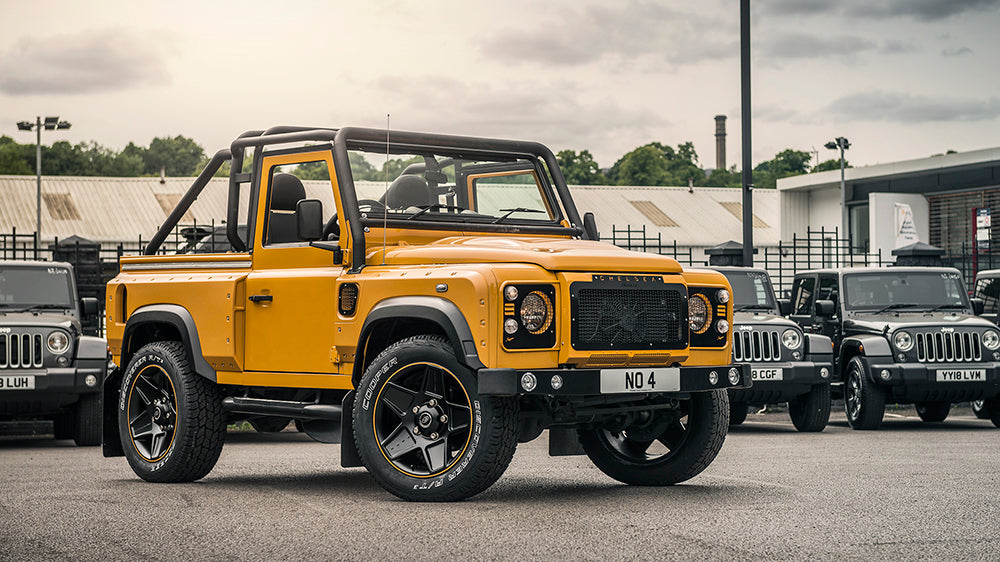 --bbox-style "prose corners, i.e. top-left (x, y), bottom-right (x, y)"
top-left (548, 427), bottom-right (586, 456)
top-left (339, 391), bottom-right (363, 468)
top-left (102, 368), bottom-right (124, 457)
